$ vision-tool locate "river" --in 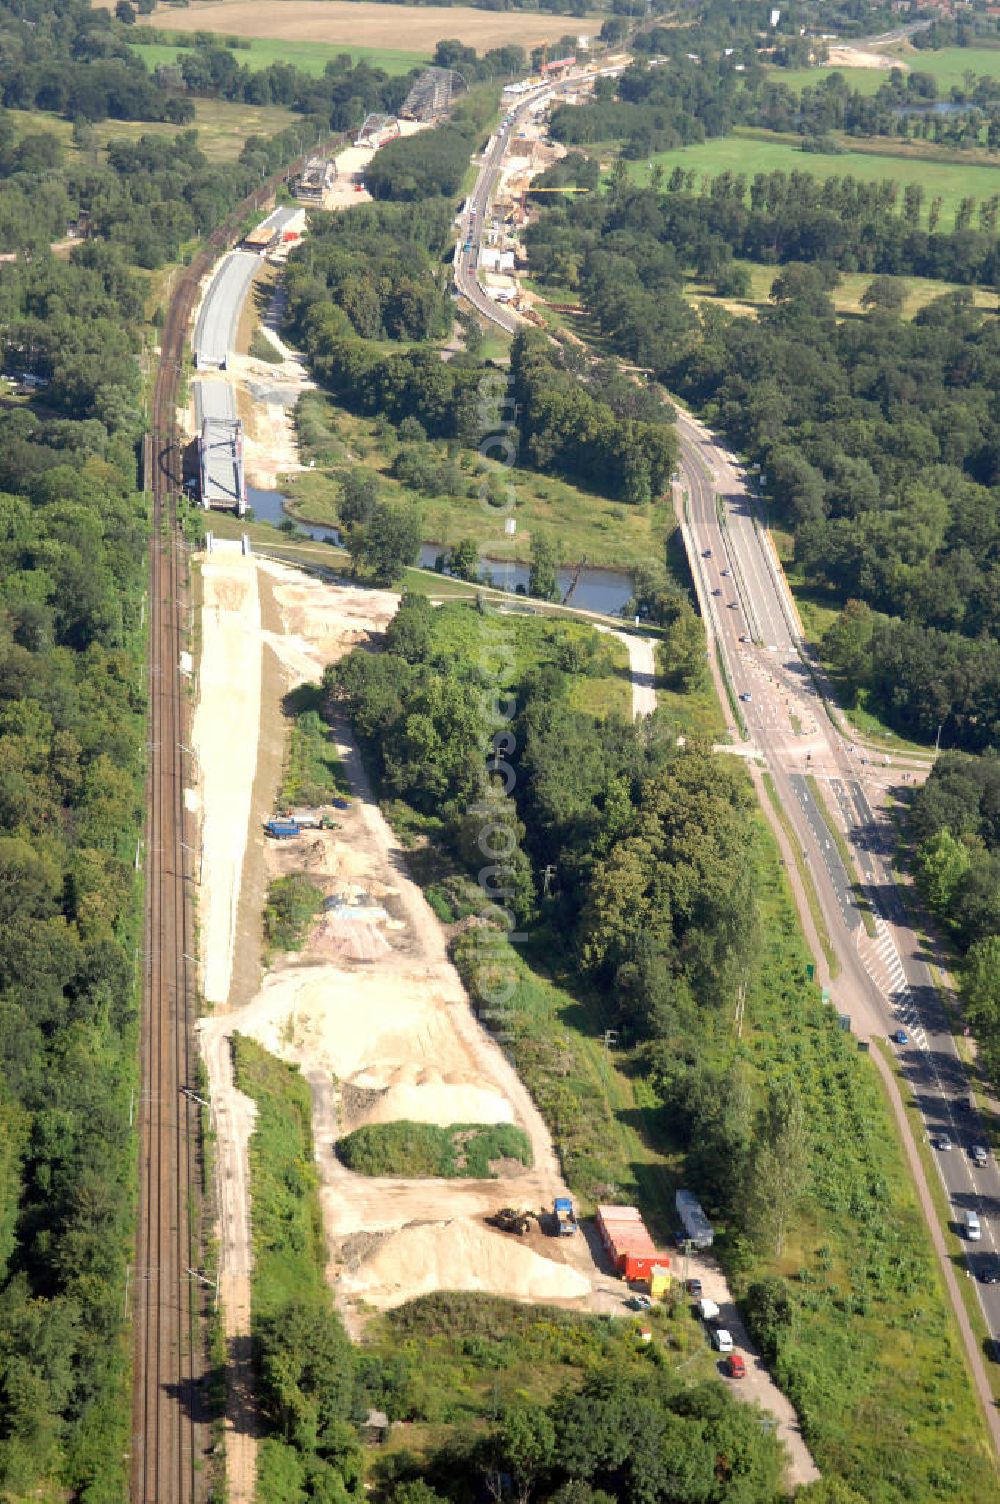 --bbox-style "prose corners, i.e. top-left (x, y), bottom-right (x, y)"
top-left (246, 487), bottom-right (635, 616)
